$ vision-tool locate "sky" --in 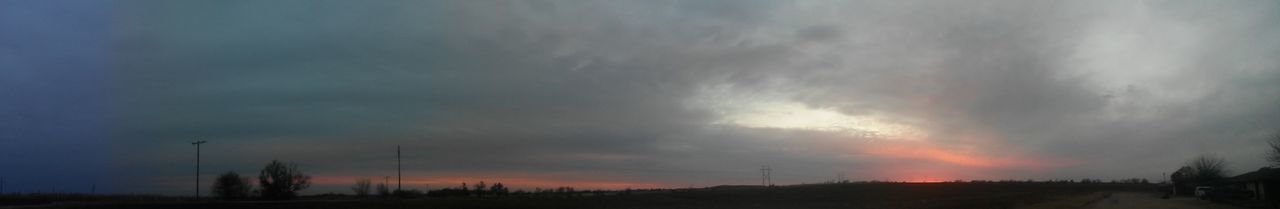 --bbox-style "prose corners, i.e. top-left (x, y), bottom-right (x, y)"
top-left (3, 0), bottom-right (1280, 195)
